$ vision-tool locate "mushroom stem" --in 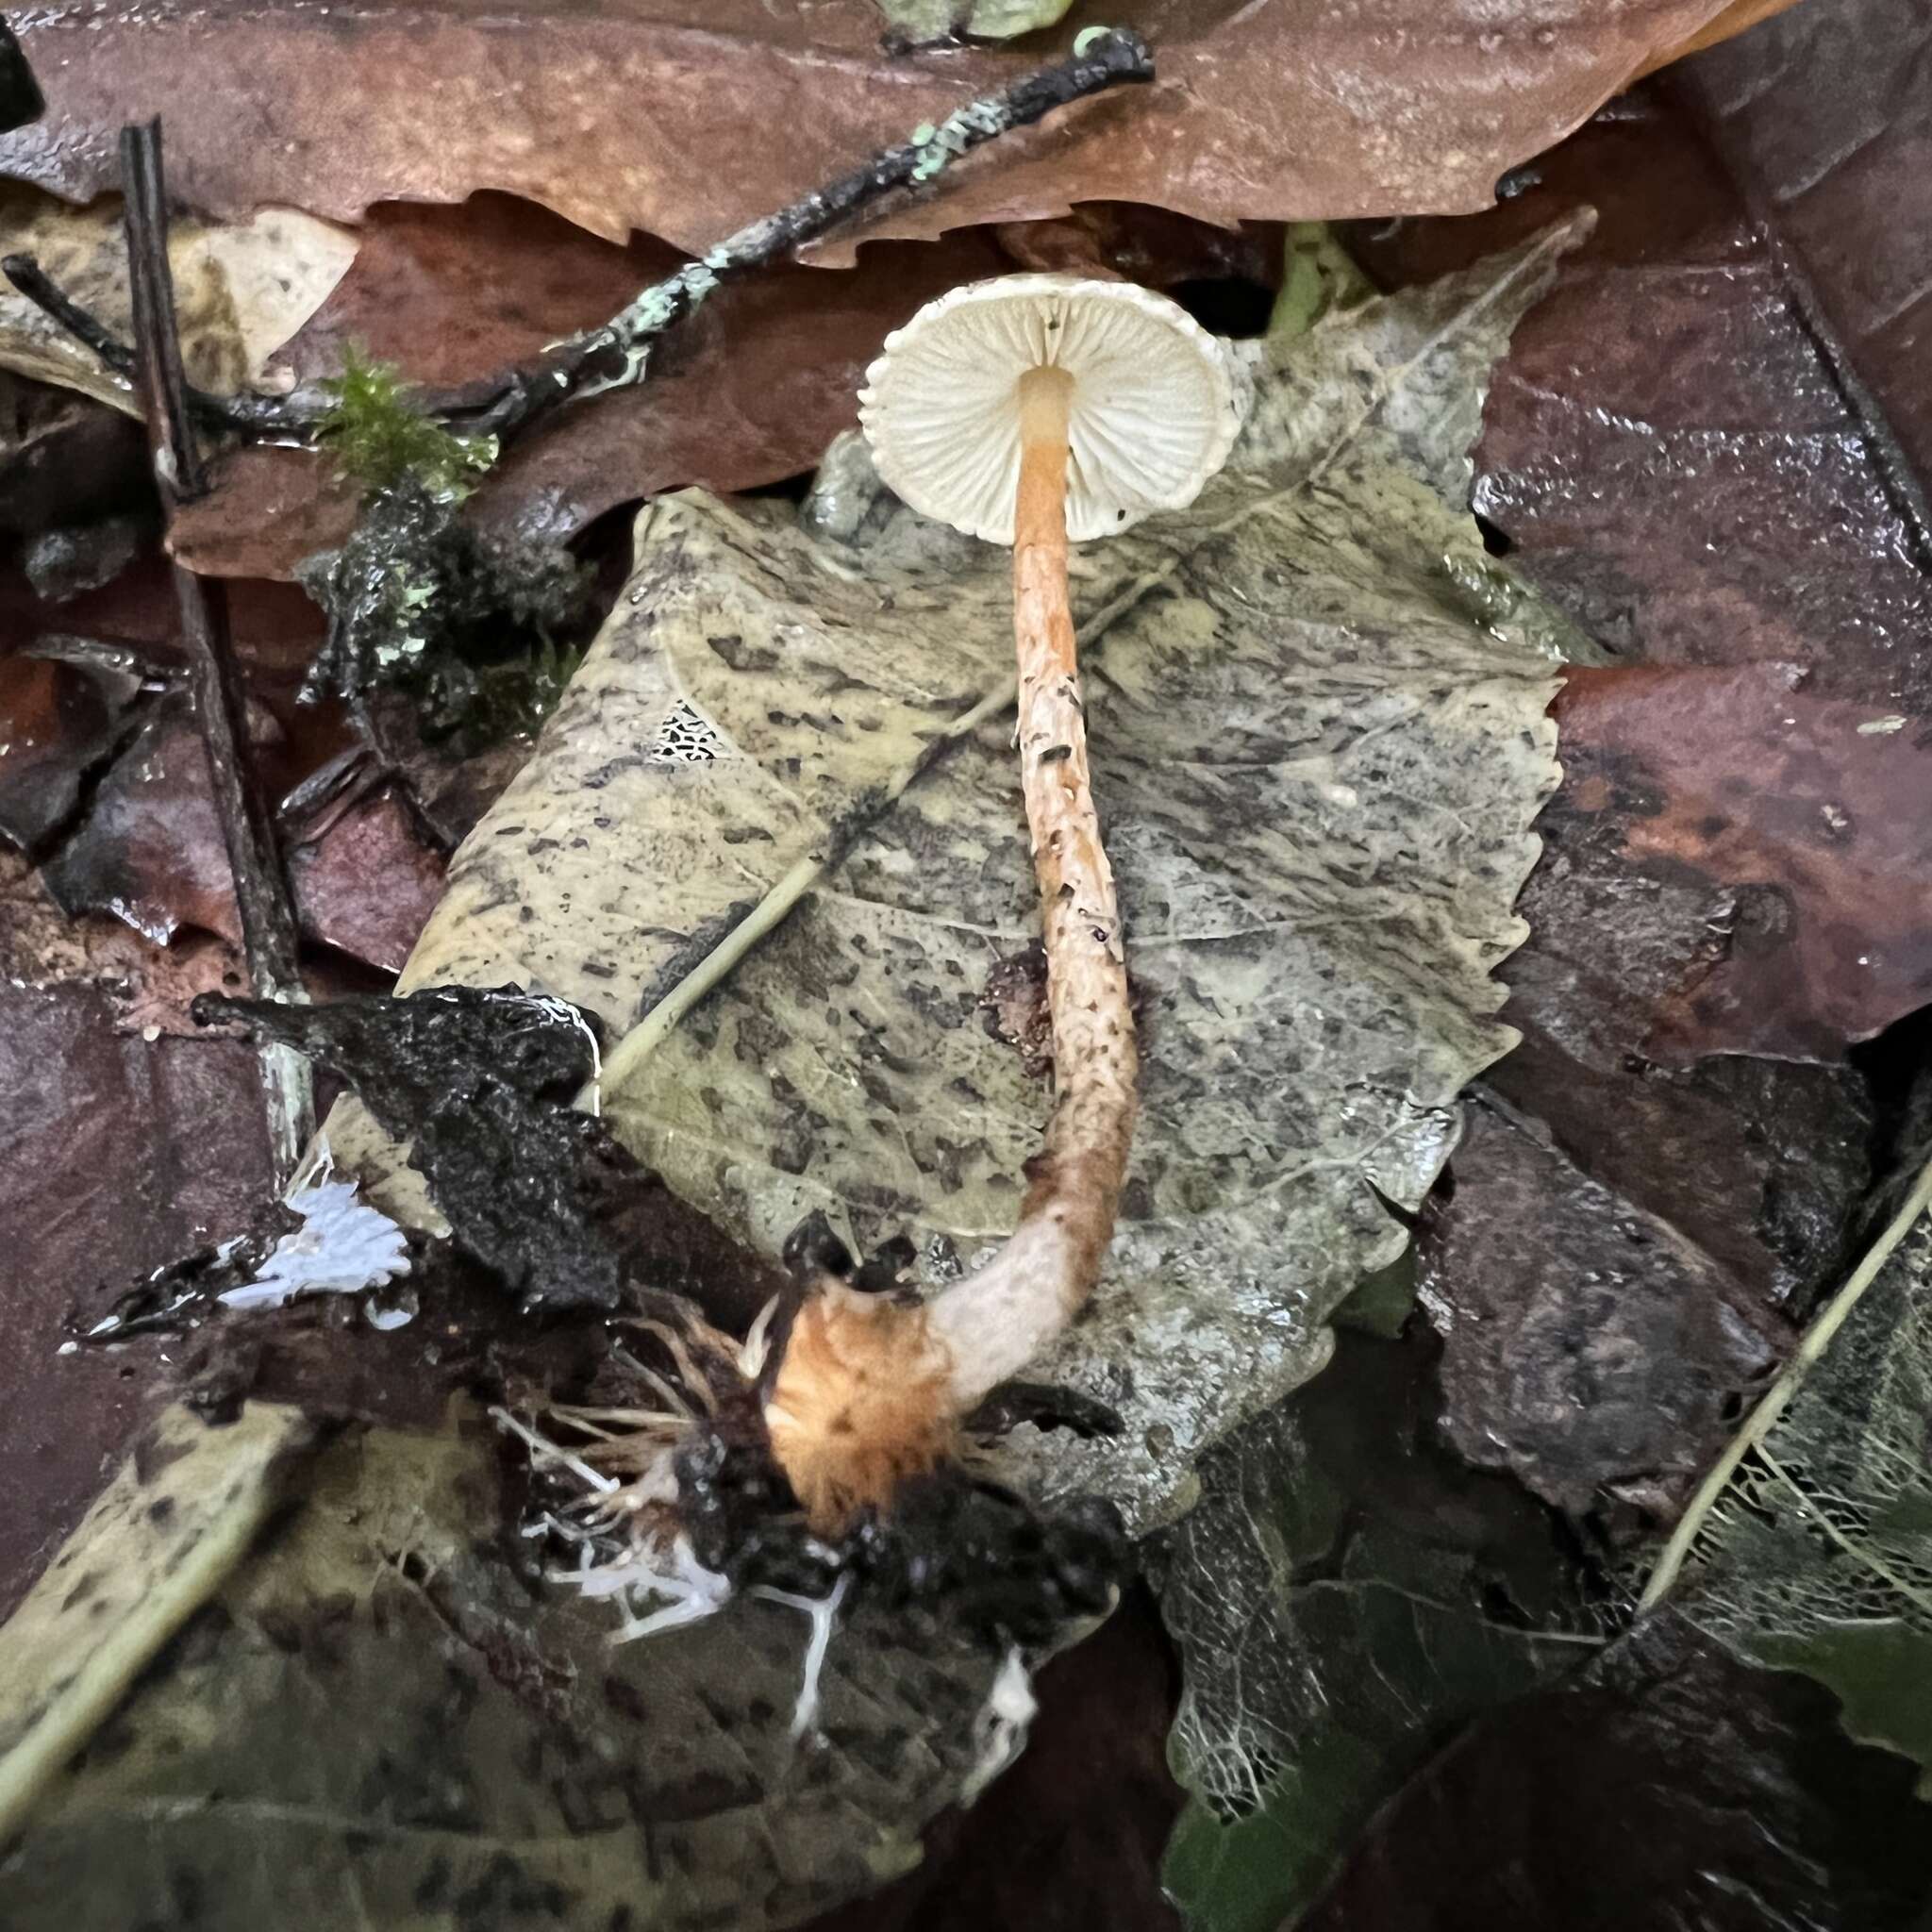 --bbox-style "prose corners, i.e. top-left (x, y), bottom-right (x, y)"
top-left (762, 371), bottom-right (1144, 1530)
top-left (924, 365), bottom-right (1140, 1402)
